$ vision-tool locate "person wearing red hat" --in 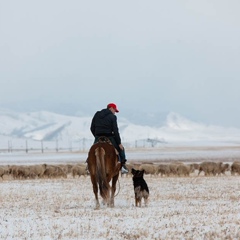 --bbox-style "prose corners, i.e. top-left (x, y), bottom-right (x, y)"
top-left (90, 103), bottom-right (128, 174)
